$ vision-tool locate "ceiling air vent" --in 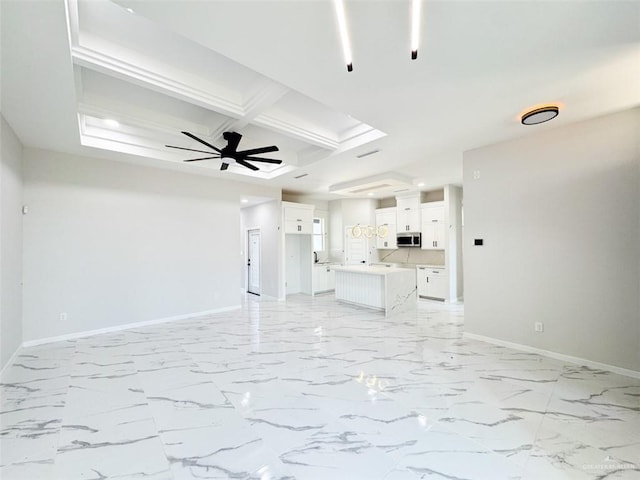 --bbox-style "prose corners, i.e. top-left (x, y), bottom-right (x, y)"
top-left (356, 149), bottom-right (380, 159)
top-left (393, 188), bottom-right (410, 193)
top-left (294, 173), bottom-right (308, 179)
